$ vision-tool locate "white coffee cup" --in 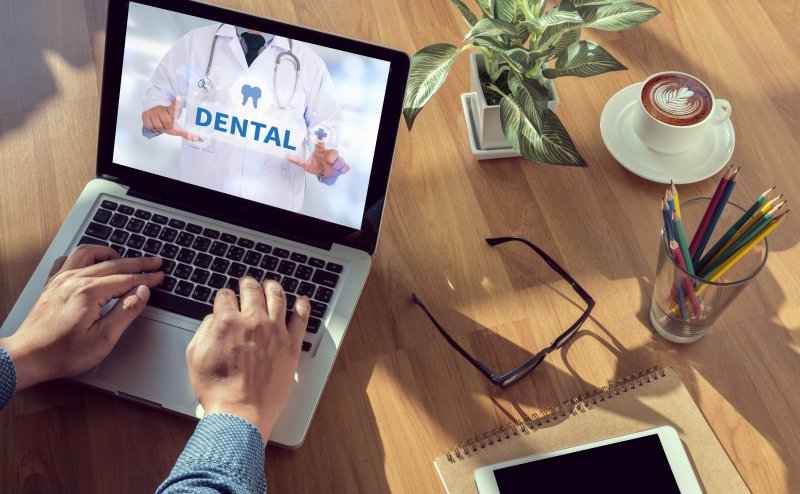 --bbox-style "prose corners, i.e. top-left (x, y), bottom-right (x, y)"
top-left (633, 71), bottom-right (731, 155)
